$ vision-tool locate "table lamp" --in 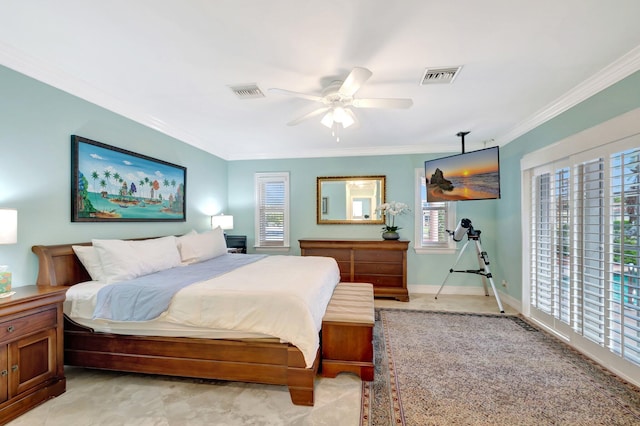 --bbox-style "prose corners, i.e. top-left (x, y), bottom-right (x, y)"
top-left (210, 214), bottom-right (234, 233)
